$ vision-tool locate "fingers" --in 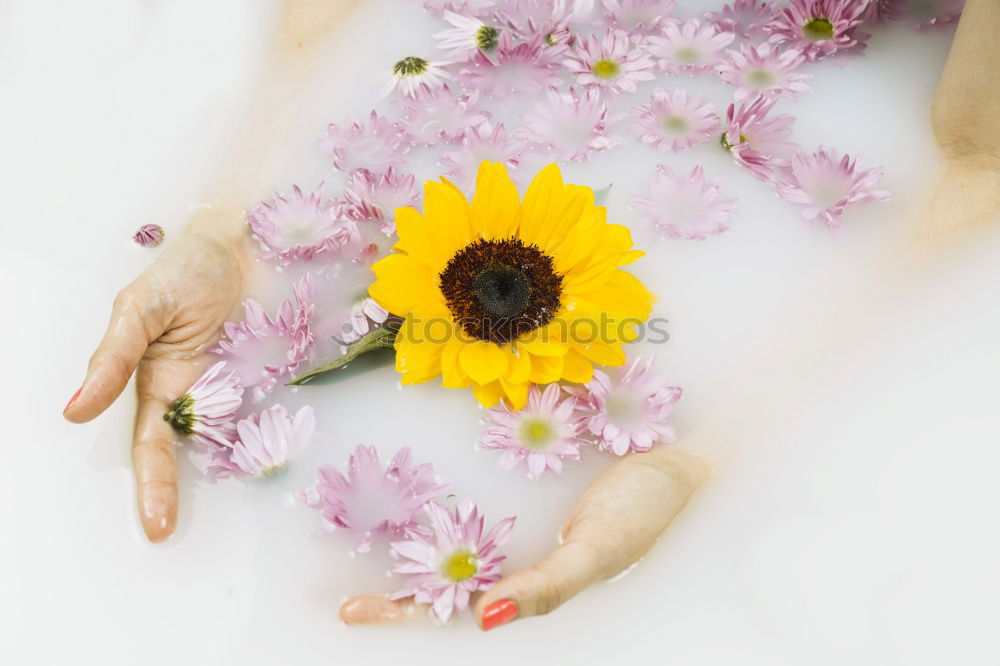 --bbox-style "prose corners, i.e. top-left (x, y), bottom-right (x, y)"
top-left (64, 287), bottom-right (167, 423)
top-left (131, 357), bottom-right (201, 543)
top-left (339, 596), bottom-right (423, 625)
top-left (475, 447), bottom-right (711, 631)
